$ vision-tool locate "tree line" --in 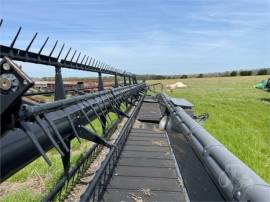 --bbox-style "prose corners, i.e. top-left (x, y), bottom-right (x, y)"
top-left (33, 68), bottom-right (269, 81)
top-left (136, 68), bottom-right (270, 80)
